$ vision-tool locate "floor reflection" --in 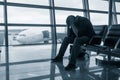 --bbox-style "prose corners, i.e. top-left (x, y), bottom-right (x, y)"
top-left (0, 45), bottom-right (120, 80)
top-left (51, 57), bottom-right (120, 80)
